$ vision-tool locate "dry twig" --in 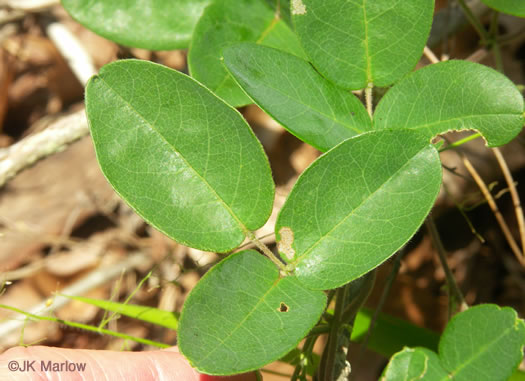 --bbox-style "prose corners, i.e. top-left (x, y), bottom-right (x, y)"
top-left (0, 109), bottom-right (88, 187)
top-left (0, 251), bottom-right (151, 340)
